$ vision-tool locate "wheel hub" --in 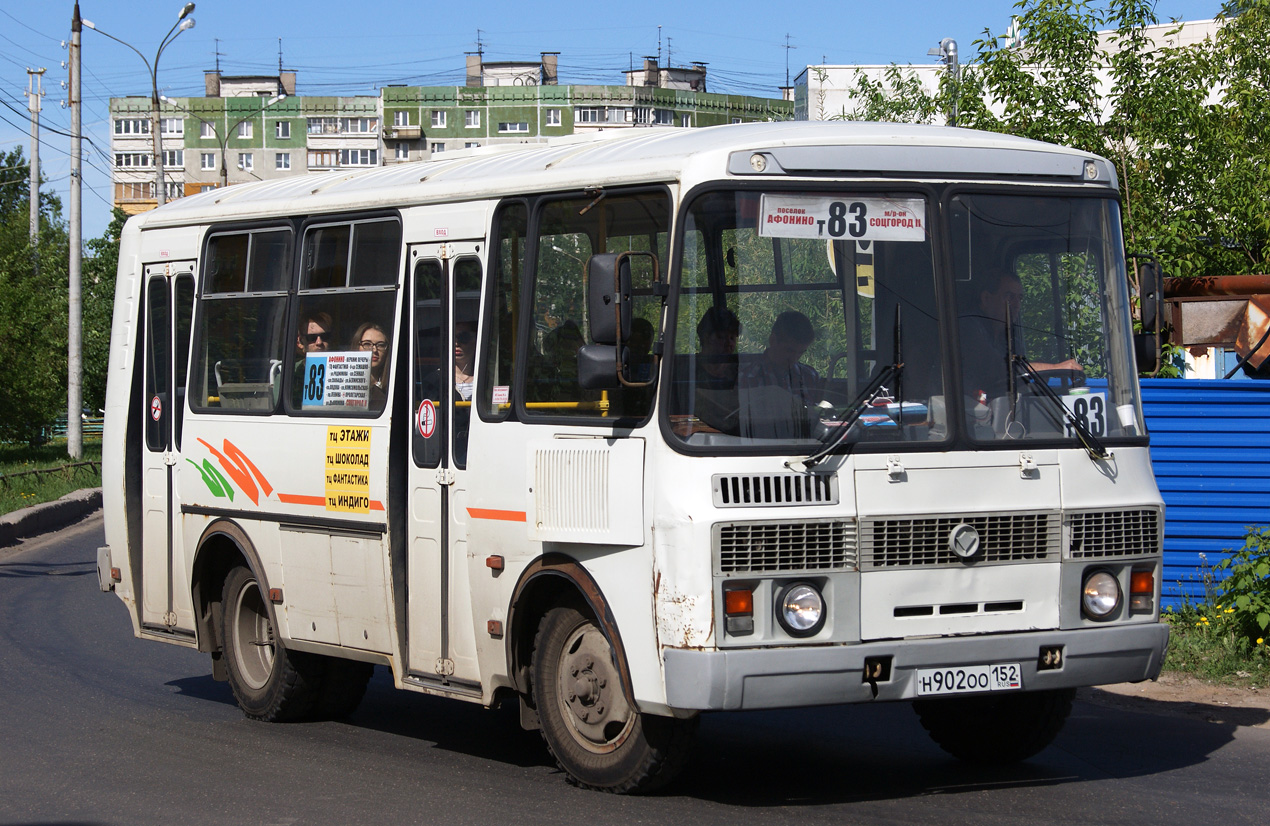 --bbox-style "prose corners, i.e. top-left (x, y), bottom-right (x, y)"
top-left (556, 625), bottom-right (634, 752)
